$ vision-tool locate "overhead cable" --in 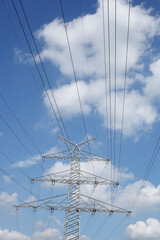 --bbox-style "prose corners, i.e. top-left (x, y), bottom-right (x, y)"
top-left (11, 0), bottom-right (66, 139)
top-left (59, 0), bottom-right (95, 175)
top-left (118, 0), bottom-right (131, 181)
top-left (102, 0), bottom-right (109, 158)
top-left (0, 93), bottom-right (42, 157)
top-left (0, 112), bottom-right (42, 169)
top-left (19, 0), bottom-right (70, 141)
top-left (131, 137), bottom-right (160, 211)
